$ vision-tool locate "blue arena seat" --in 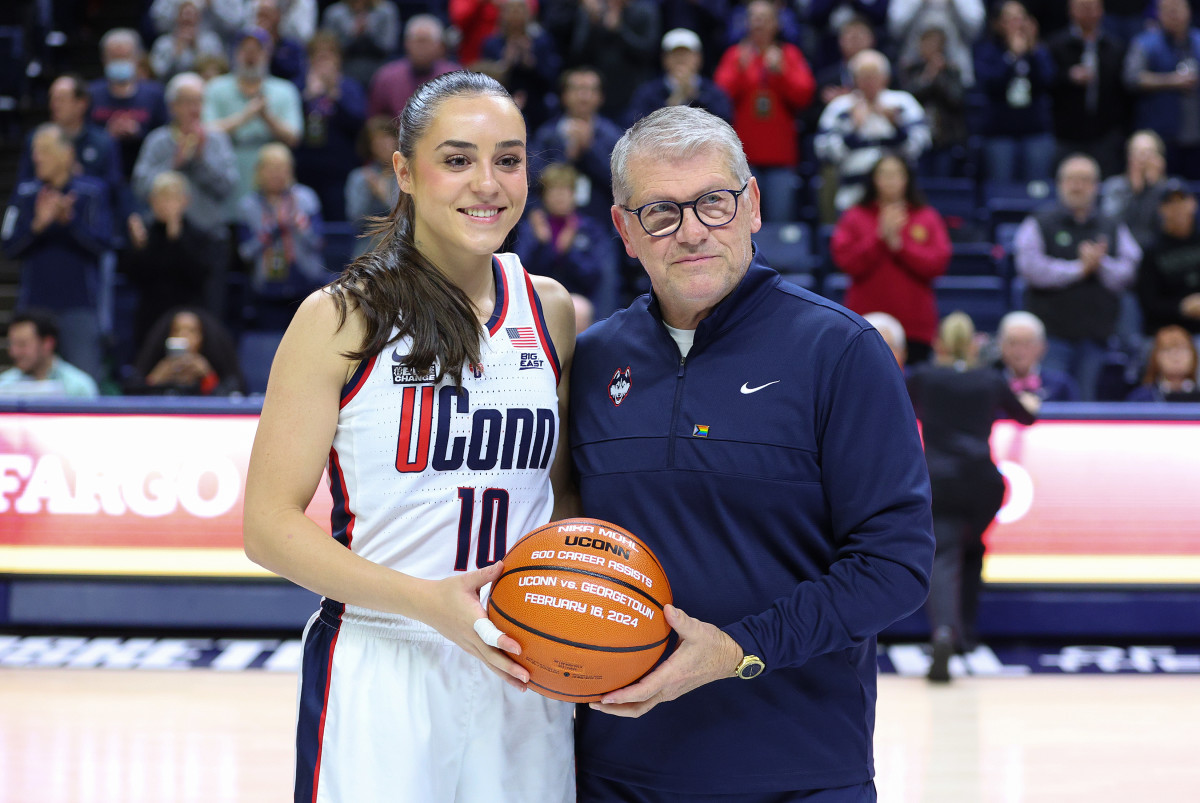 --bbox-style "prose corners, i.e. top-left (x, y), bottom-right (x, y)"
top-left (947, 242), bottom-right (1000, 276)
top-left (935, 276), bottom-right (1011, 333)
top-left (754, 221), bottom-right (814, 276)
top-left (322, 221), bottom-right (357, 273)
top-left (238, 330), bottom-right (286, 395)
top-left (984, 180), bottom-right (1053, 228)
